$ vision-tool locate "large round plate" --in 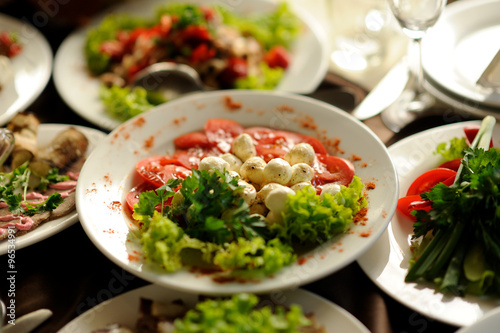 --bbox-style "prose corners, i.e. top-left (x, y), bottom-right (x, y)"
top-left (58, 285), bottom-right (370, 333)
top-left (0, 124), bottom-right (106, 255)
top-left (53, 0), bottom-right (329, 131)
top-left (358, 120), bottom-right (500, 327)
top-left (422, 0), bottom-right (500, 108)
top-left (0, 14), bottom-right (53, 125)
top-left (76, 90), bottom-right (398, 295)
